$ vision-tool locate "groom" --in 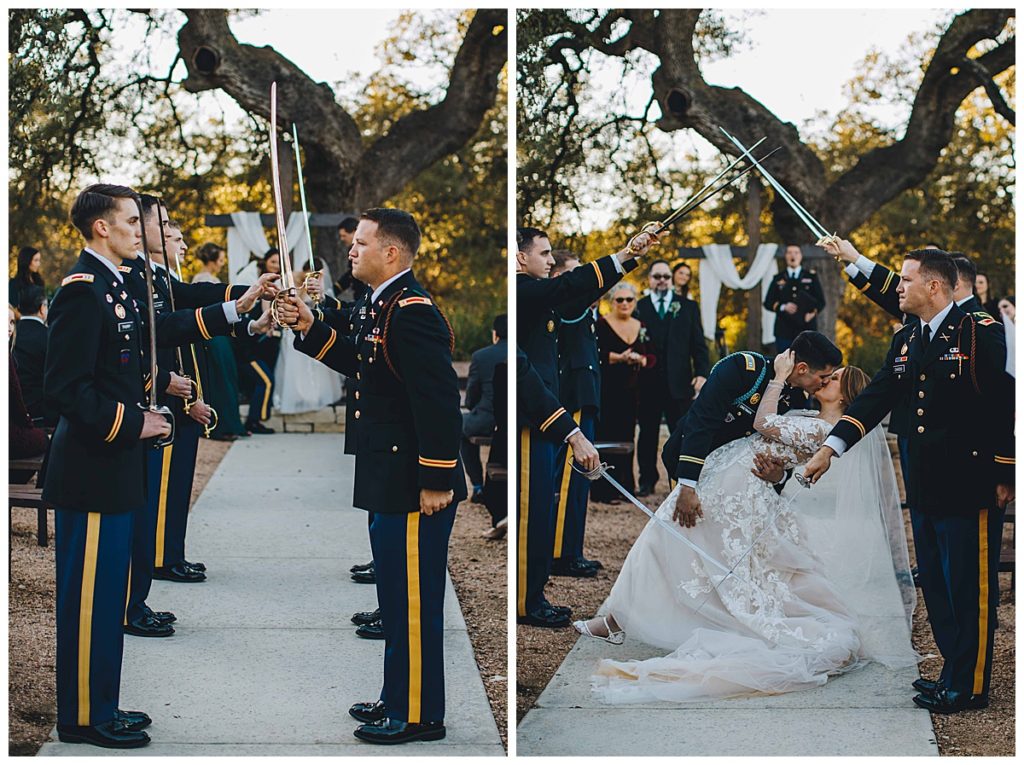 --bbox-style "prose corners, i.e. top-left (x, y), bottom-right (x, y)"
top-left (662, 331), bottom-right (842, 527)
